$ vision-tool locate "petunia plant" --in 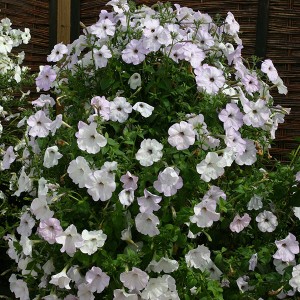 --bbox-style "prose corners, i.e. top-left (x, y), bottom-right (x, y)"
top-left (2, 1), bottom-right (300, 299)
